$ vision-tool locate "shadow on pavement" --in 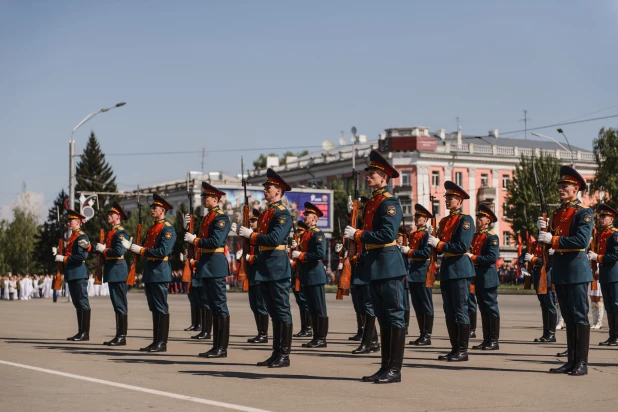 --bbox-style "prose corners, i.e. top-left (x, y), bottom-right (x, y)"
top-left (179, 369), bottom-right (360, 381)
